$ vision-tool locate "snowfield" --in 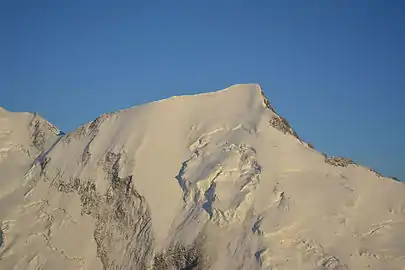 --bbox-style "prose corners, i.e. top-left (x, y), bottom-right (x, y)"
top-left (0, 84), bottom-right (404, 269)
